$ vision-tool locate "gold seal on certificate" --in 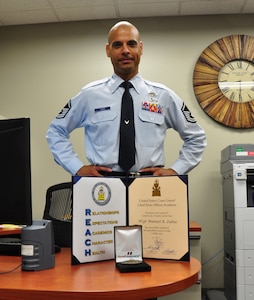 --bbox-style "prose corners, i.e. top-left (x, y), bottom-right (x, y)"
top-left (128, 175), bottom-right (189, 261)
